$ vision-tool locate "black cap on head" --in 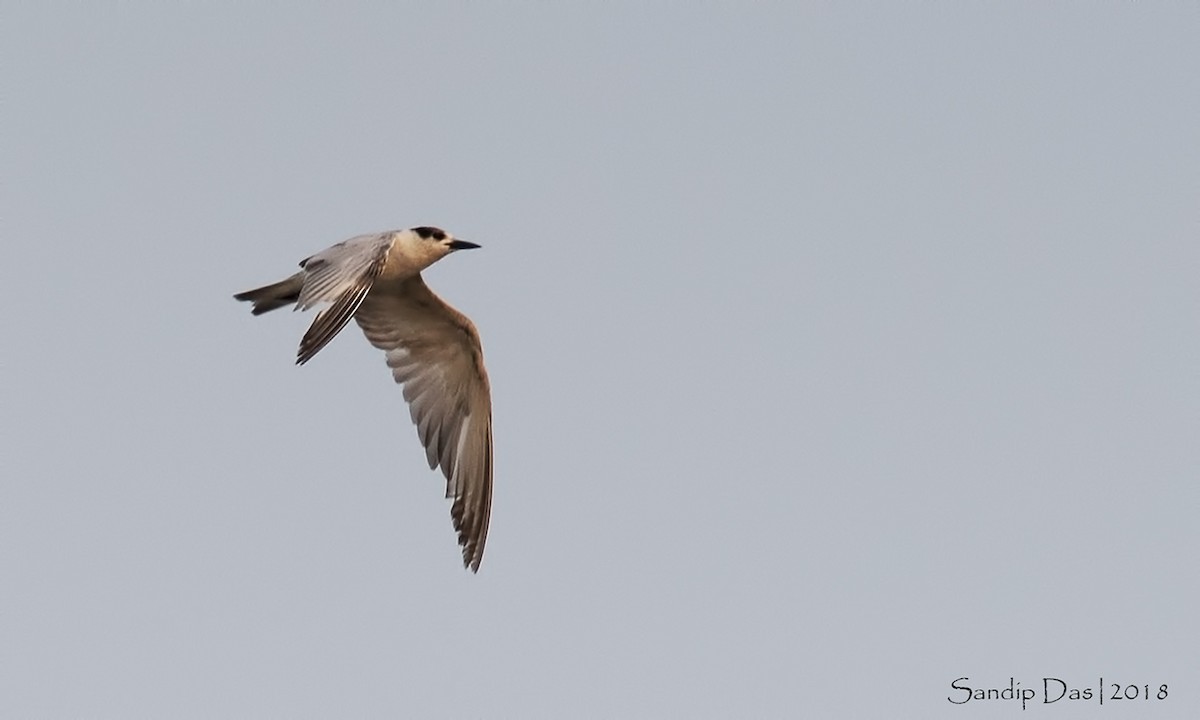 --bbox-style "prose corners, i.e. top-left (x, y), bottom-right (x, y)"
top-left (412, 226), bottom-right (447, 241)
